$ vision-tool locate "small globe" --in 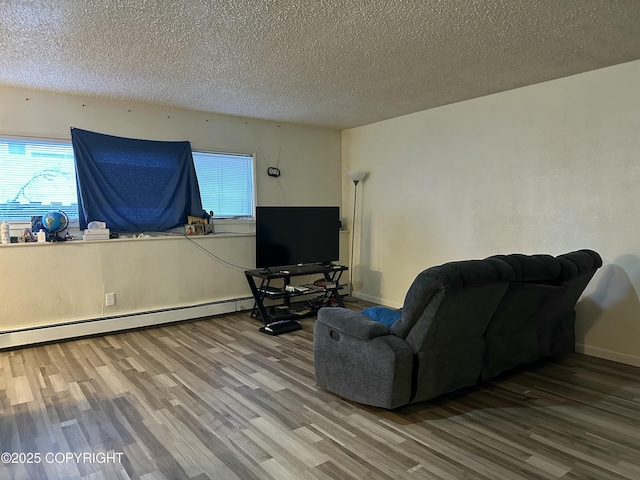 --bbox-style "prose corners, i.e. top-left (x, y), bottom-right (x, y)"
top-left (41, 210), bottom-right (69, 233)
